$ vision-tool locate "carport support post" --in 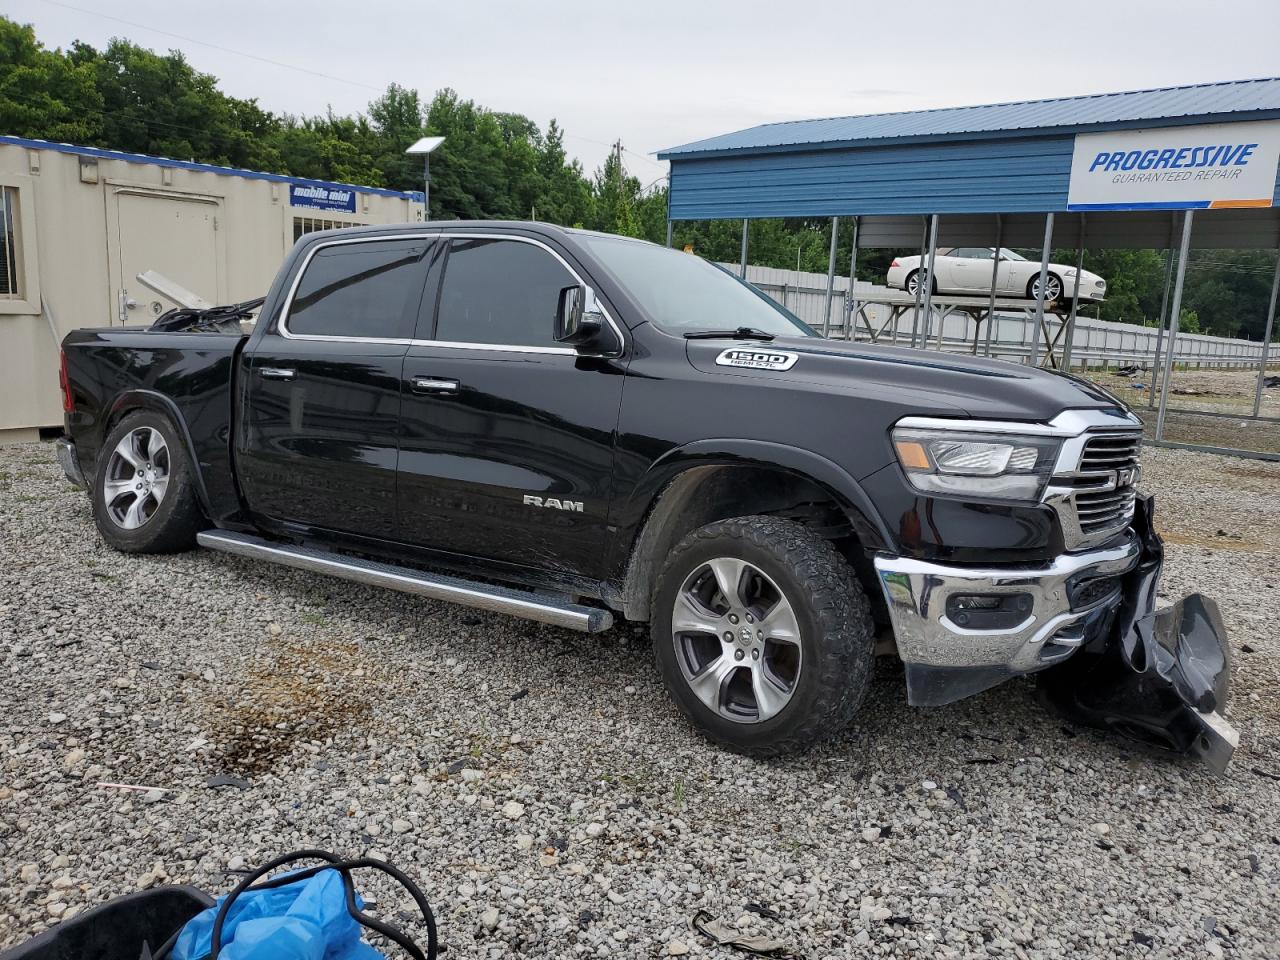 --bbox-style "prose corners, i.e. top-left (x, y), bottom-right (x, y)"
top-left (1061, 214), bottom-right (1085, 370)
top-left (1148, 217), bottom-right (1179, 407)
top-left (822, 216), bottom-right (840, 338)
top-left (665, 219), bottom-right (673, 247)
top-left (1156, 210), bottom-right (1195, 442)
top-left (1029, 213), bottom-right (1054, 367)
top-left (846, 216), bottom-right (860, 341)
top-left (910, 218), bottom-right (927, 347)
top-left (983, 214), bottom-right (1003, 356)
top-left (739, 219), bottom-right (749, 279)
top-left (920, 215), bottom-right (940, 349)
top-left (1252, 248), bottom-right (1280, 417)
